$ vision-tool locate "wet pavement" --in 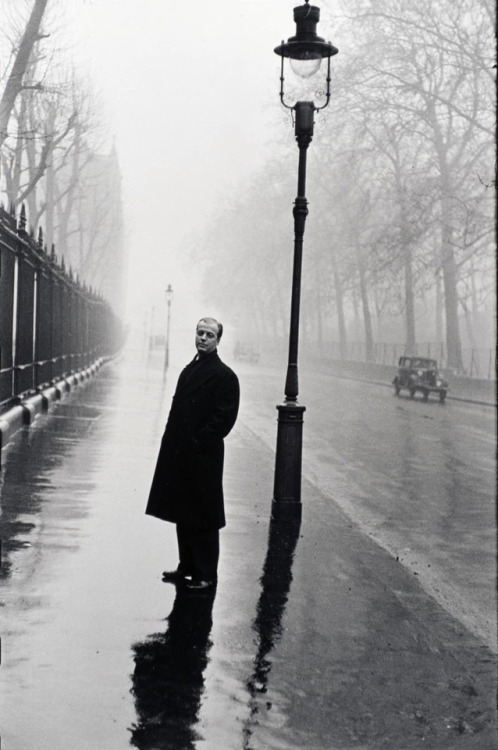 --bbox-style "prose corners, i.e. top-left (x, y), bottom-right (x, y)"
top-left (240, 362), bottom-right (497, 654)
top-left (0, 344), bottom-right (496, 749)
